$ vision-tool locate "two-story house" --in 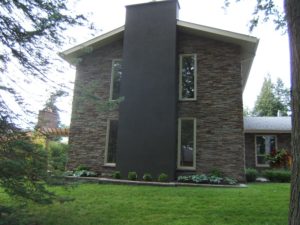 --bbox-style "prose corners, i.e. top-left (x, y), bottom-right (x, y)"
top-left (60, 0), bottom-right (259, 181)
